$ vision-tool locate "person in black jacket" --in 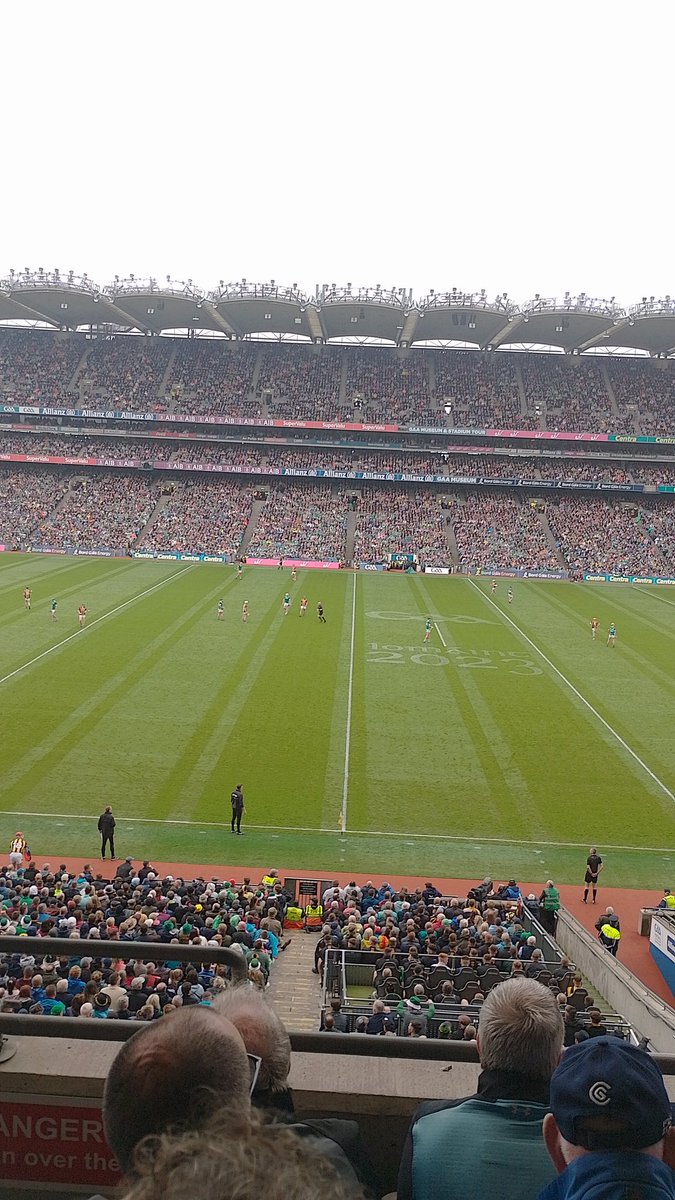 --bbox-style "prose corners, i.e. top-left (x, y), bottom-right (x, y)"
top-left (97, 806), bottom-right (116, 860)
top-left (231, 785), bottom-right (245, 834)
